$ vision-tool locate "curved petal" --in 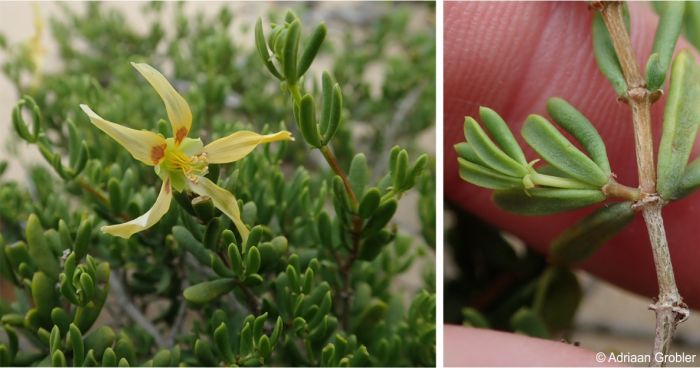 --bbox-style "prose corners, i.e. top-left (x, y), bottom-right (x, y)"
top-left (81, 104), bottom-right (166, 165)
top-left (188, 177), bottom-right (249, 242)
top-left (131, 62), bottom-right (192, 144)
top-left (204, 130), bottom-right (293, 164)
top-left (102, 179), bottom-right (173, 239)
